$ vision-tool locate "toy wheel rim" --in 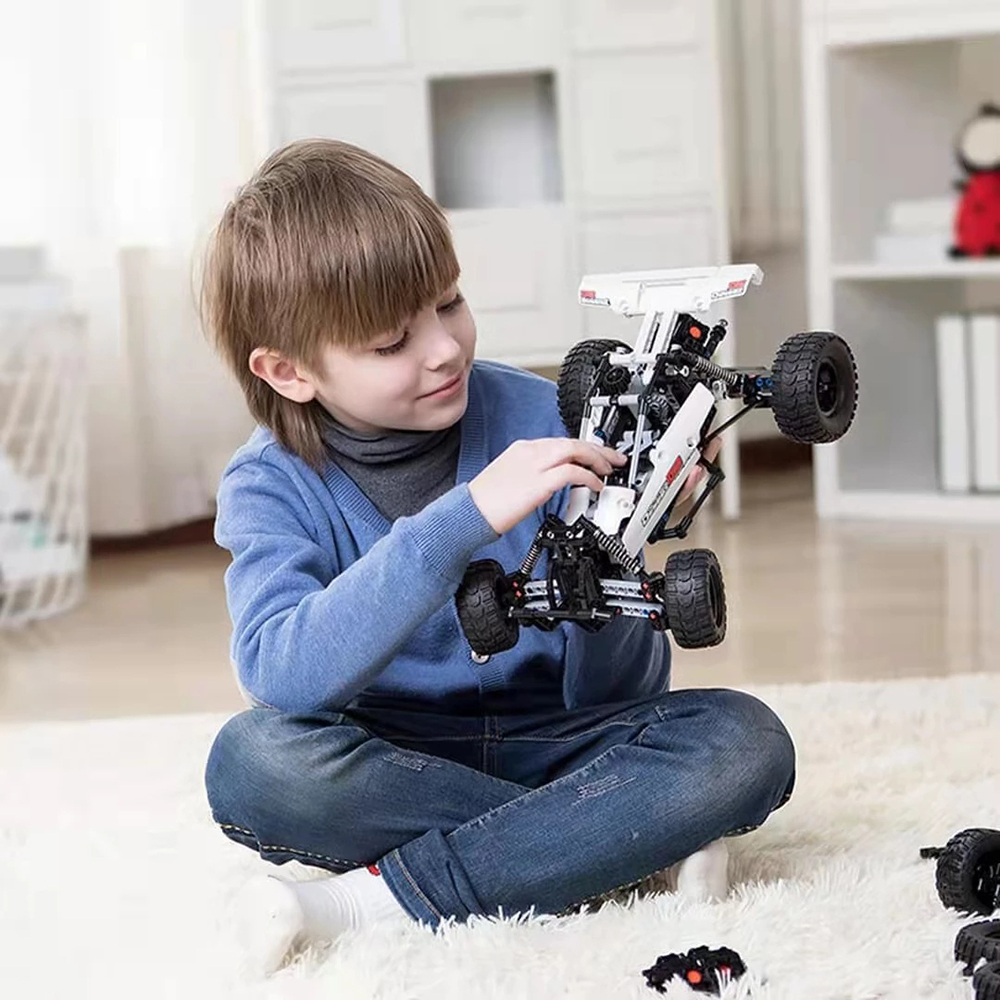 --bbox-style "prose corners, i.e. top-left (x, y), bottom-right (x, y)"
top-left (977, 851), bottom-right (1000, 911)
top-left (816, 359), bottom-right (840, 417)
top-left (709, 566), bottom-right (725, 629)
